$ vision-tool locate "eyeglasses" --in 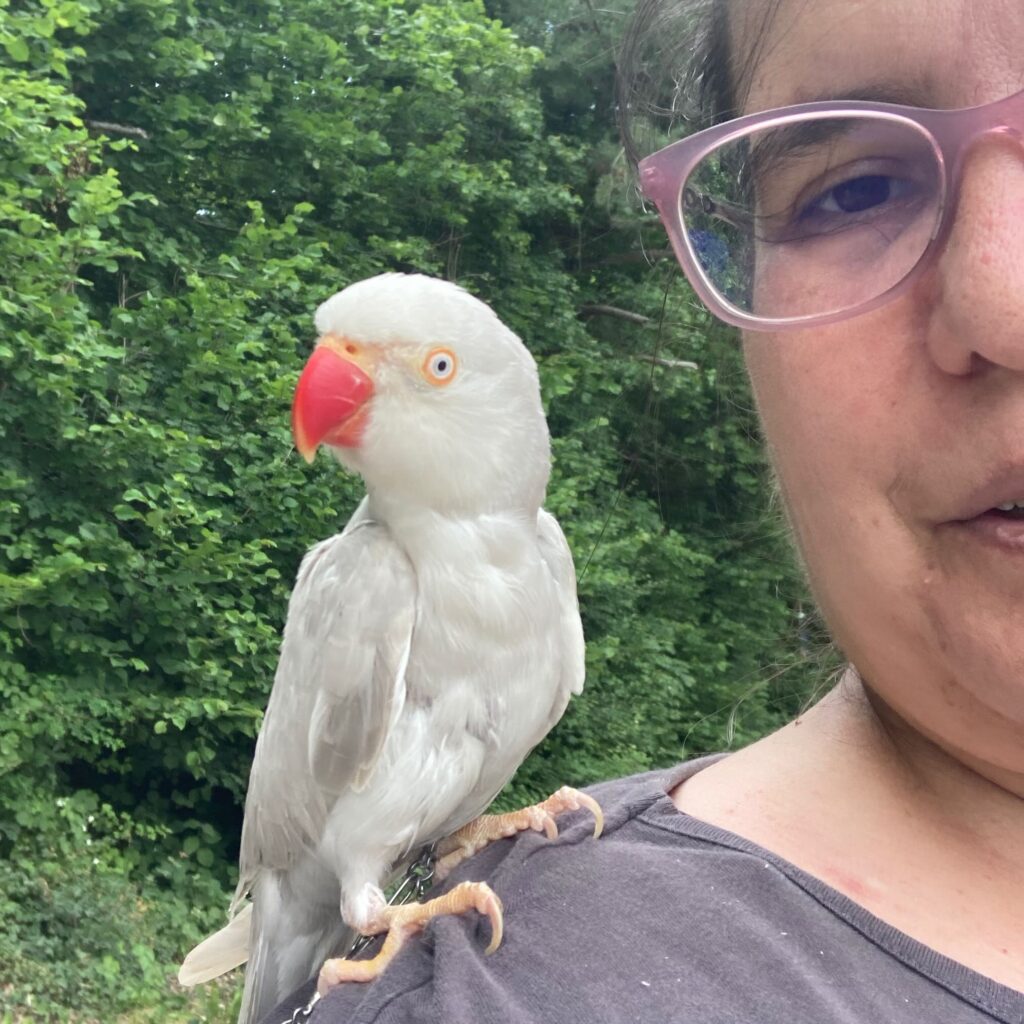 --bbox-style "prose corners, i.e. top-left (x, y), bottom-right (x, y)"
top-left (638, 86), bottom-right (1024, 331)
